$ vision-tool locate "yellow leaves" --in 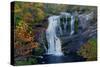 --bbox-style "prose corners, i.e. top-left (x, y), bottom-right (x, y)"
top-left (32, 7), bottom-right (45, 23)
top-left (14, 2), bottom-right (22, 13)
top-left (23, 3), bottom-right (33, 8)
top-left (33, 3), bottom-right (44, 8)
top-left (16, 23), bottom-right (32, 42)
top-left (37, 8), bottom-right (45, 19)
top-left (14, 2), bottom-right (45, 25)
top-left (14, 9), bottom-right (22, 13)
top-left (17, 20), bottom-right (28, 31)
